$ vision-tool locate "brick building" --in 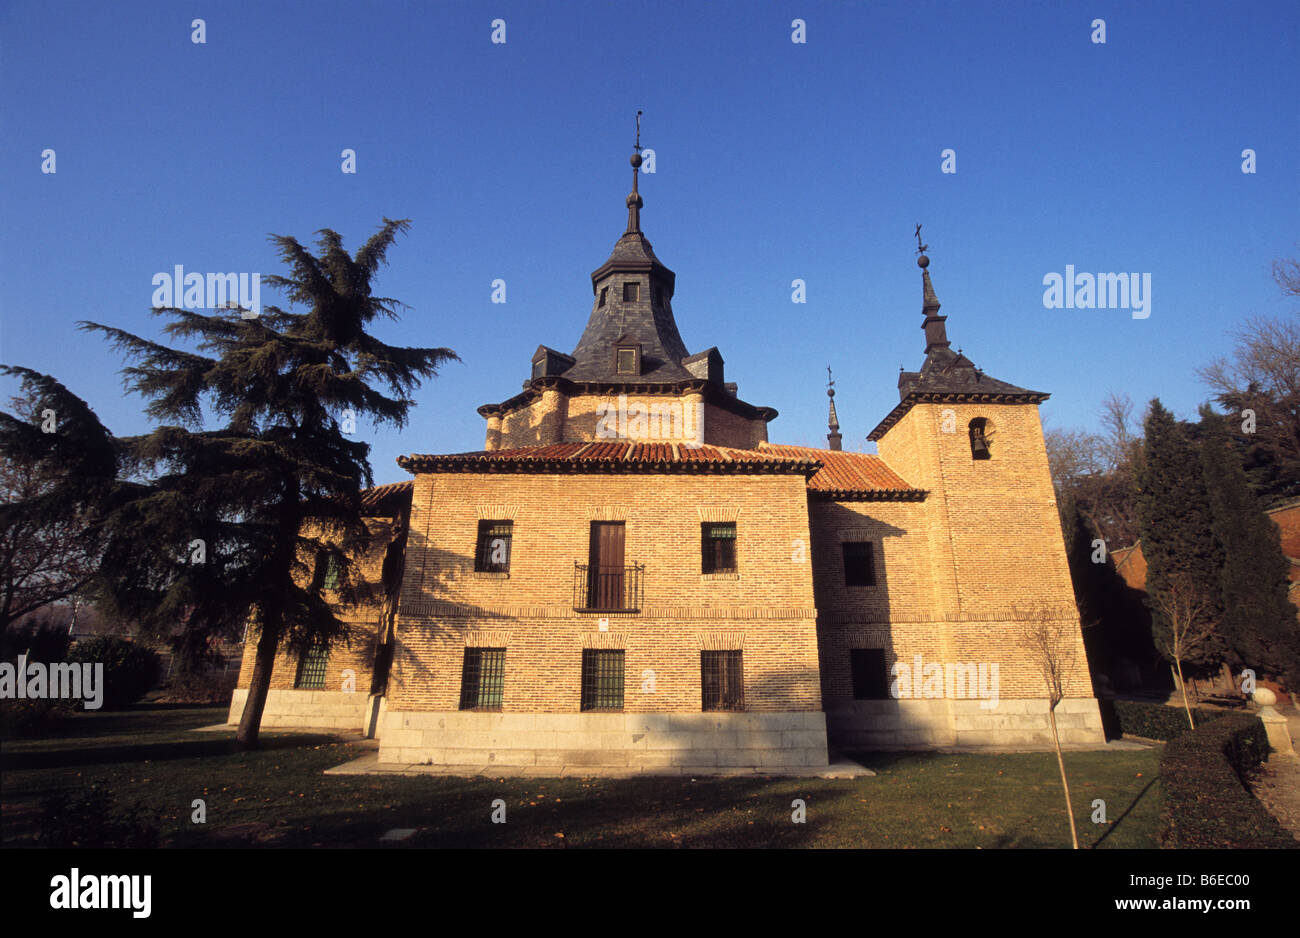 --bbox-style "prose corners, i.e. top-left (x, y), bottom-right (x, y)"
top-left (229, 143), bottom-right (1105, 767)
